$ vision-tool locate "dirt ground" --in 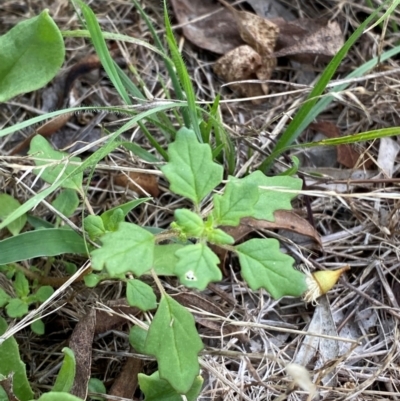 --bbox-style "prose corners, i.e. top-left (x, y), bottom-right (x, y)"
top-left (1, 0), bottom-right (400, 400)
